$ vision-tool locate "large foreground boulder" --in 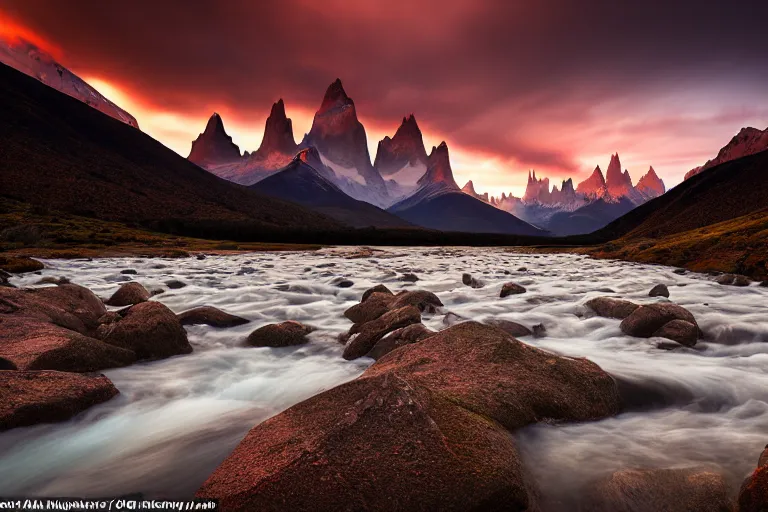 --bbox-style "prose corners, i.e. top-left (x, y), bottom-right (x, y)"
top-left (620, 303), bottom-right (700, 346)
top-left (178, 306), bottom-right (249, 328)
top-left (0, 370), bottom-right (118, 431)
top-left (246, 321), bottom-right (314, 348)
top-left (101, 302), bottom-right (192, 359)
top-left (105, 282), bottom-right (151, 307)
top-left (198, 323), bottom-right (620, 511)
top-left (579, 468), bottom-right (733, 512)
